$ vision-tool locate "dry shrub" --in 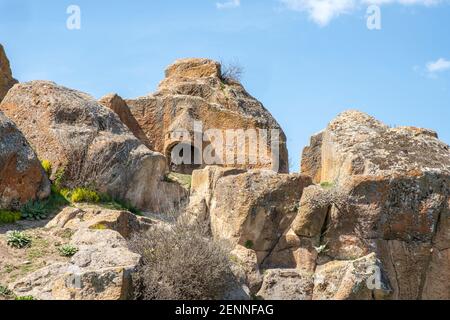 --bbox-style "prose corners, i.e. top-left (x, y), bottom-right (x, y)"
top-left (221, 61), bottom-right (244, 83)
top-left (129, 215), bottom-right (234, 300)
